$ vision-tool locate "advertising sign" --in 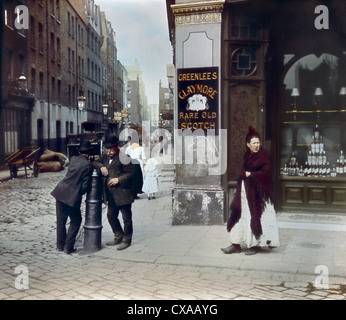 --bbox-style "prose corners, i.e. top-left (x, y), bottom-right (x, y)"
top-left (177, 67), bottom-right (219, 132)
